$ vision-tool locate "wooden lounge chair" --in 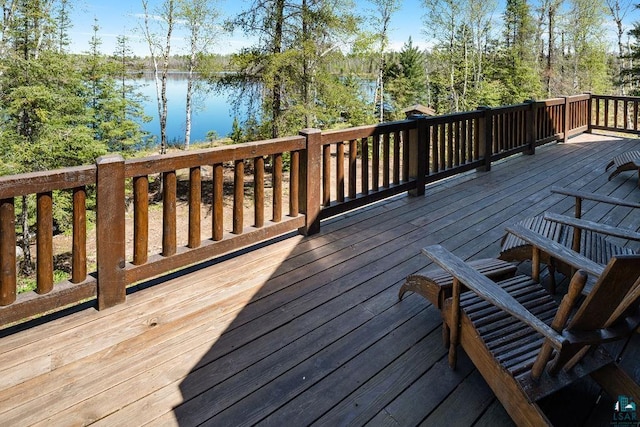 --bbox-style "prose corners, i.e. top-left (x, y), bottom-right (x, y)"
top-left (606, 150), bottom-right (640, 187)
top-left (421, 243), bottom-right (640, 426)
top-left (500, 186), bottom-right (640, 291)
